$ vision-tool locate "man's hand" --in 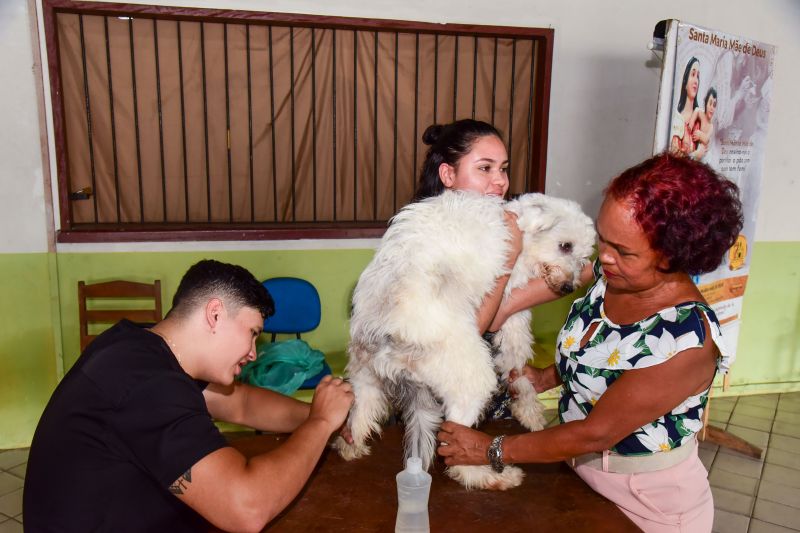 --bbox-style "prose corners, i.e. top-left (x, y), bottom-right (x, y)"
top-left (308, 376), bottom-right (354, 435)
